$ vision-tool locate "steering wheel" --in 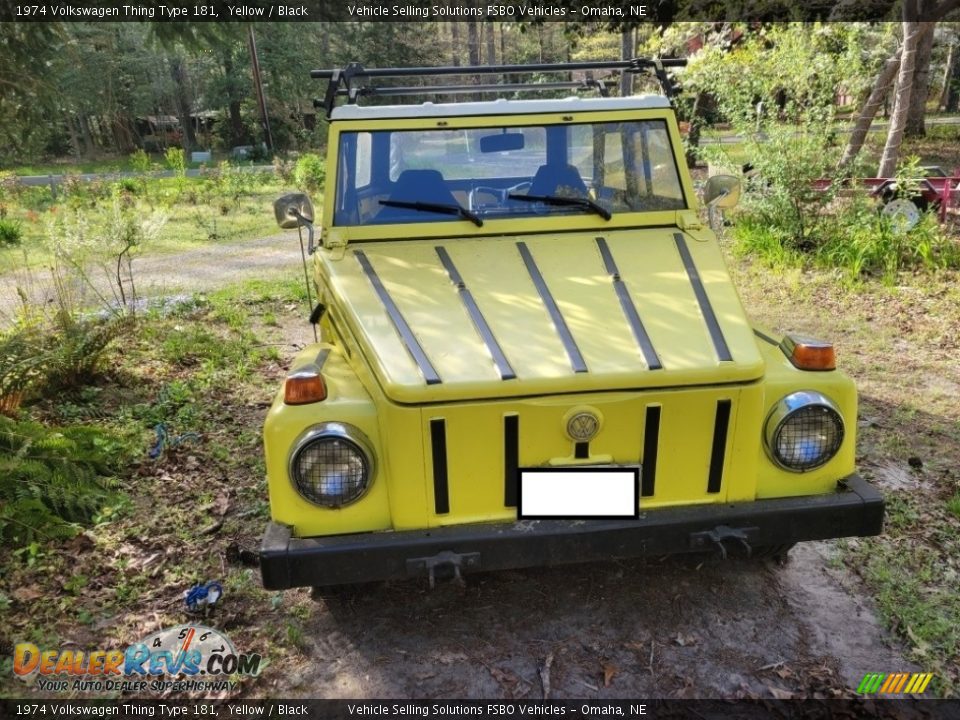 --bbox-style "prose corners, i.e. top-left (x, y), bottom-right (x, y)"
top-left (469, 186), bottom-right (504, 210)
top-left (468, 181), bottom-right (536, 211)
top-left (505, 181), bottom-right (532, 197)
